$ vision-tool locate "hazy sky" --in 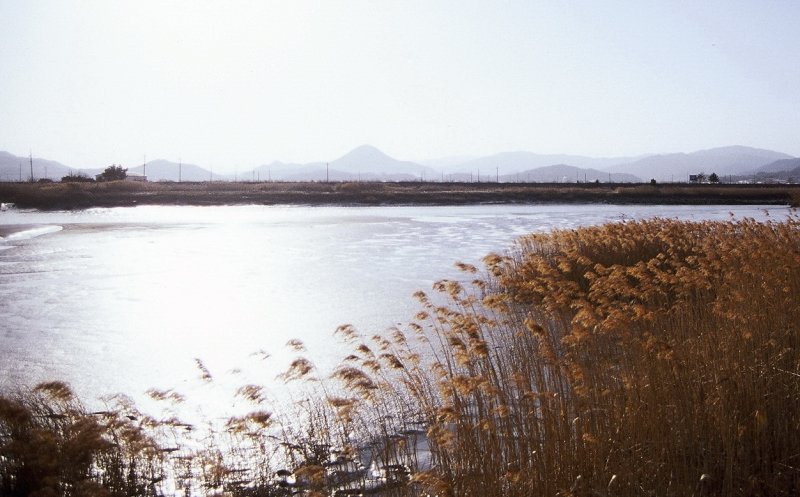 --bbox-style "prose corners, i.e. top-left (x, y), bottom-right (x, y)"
top-left (1, 1), bottom-right (798, 171)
